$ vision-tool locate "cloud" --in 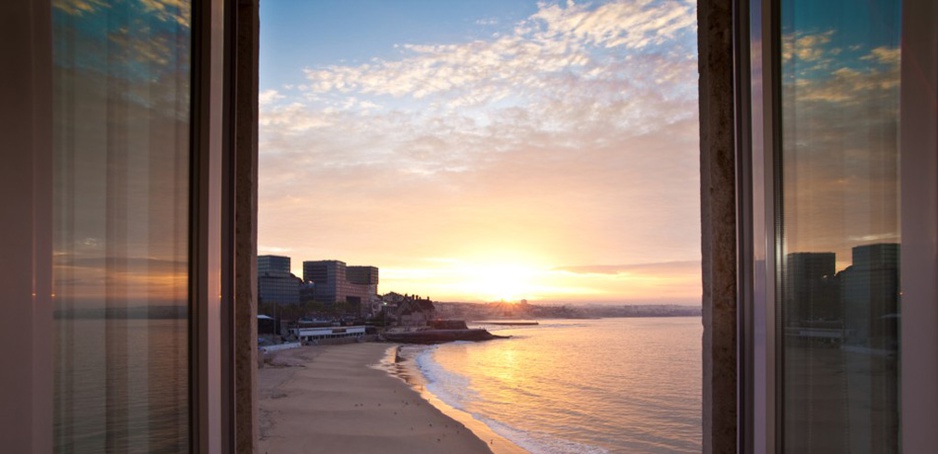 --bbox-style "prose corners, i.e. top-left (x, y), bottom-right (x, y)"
top-left (139, 0), bottom-right (192, 27)
top-left (55, 0), bottom-right (192, 115)
top-left (58, 256), bottom-right (186, 269)
top-left (259, 102), bottom-right (336, 133)
top-left (259, 89), bottom-right (285, 105)
top-left (263, 4), bottom-right (699, 181)
top-left (54, 255), bottom-right (187, 302)
top-left (297, 0), bottom-right (696, 109)
top-left (528, 0), bottom-right (696, 50)
top-left (863, 46), bottom-right (900, 65)
top-left (782, 30), bottom-right (835, 63)
top-left (555, 261), bottom-right (701, 275)
top-left (55, 0), bottom-right (190, 28)
top-left (778, 30), bottom-right (901, 264)
top-left (53, 0), bottom-right (108, 16)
